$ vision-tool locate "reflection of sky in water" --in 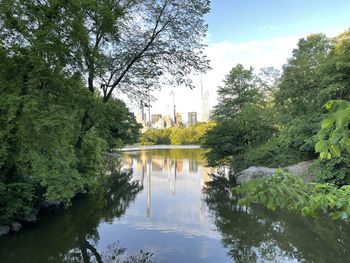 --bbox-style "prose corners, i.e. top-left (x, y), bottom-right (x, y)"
top-left (95, 151), bottom-right (229, 262)
top-left (95, 150), bottom-right (303, 262)
top-left (2, 149), bottom-right (350, 262)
